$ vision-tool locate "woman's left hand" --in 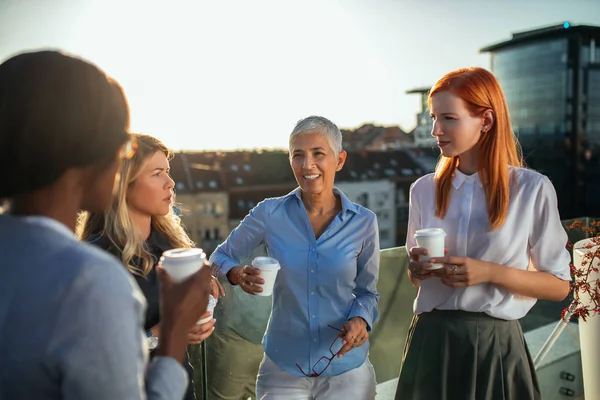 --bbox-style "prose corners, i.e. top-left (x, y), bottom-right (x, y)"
top-left (210, 275), bottom-right (225, 299)
top-left (337, 317), bottom-right (369, 358)
top-left (430, 256), bottom-right (494, 287)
